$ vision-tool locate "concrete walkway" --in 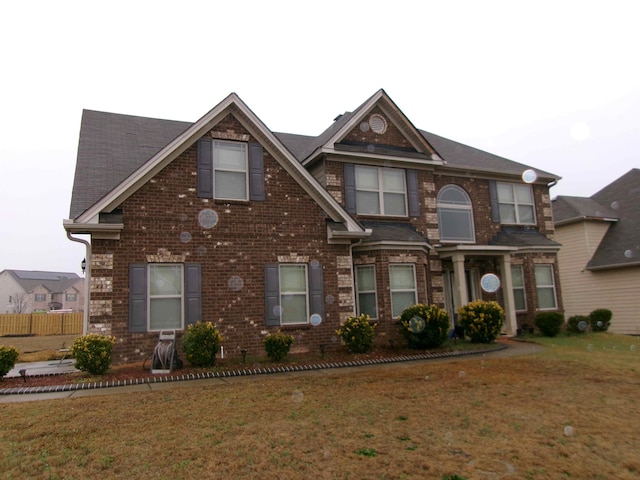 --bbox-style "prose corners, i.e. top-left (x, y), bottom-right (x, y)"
top-left (0, 339), bottom-right (544, 403)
